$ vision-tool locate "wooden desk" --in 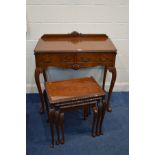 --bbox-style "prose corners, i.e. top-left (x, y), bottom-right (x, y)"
top-left (34, 31), bottom-right (117, 113)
